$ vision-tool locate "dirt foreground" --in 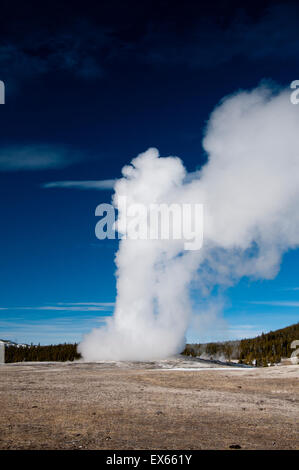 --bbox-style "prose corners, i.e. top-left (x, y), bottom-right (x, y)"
top-left (0, 359), bottom-right (298, 450)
